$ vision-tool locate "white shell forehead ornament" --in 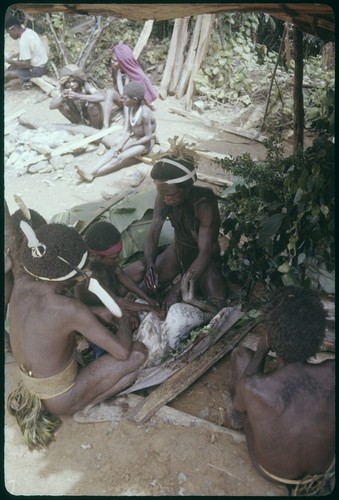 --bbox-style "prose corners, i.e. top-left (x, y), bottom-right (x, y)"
top-left (157, 158), bottom-right (196, 184)
top-left (20, 220), bottom-right (47, 258)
